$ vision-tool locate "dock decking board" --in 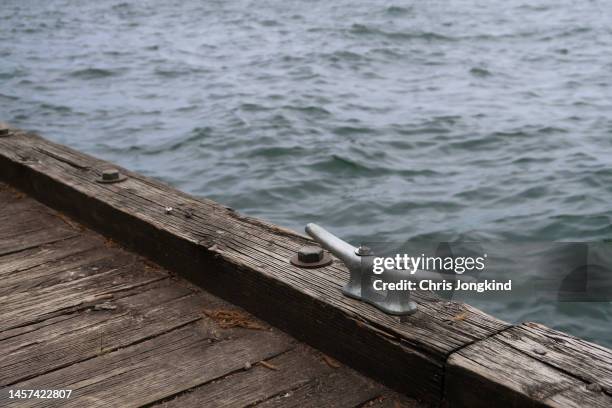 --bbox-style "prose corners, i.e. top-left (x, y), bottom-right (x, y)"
top-left (0, 190), bottom-right (80, 250)
top-left (4, 324), bottom-right (295, 408)
top-left (154, 347), bottom-right (339, 408)
top-left (1, 286), bottom-right (203, 385)
top-left (0, 128), bottom-right (611, 406)
top-left (0, 235), bottom-right (101, 278)
top-left (0, 182), bottom-right (417, 407)
top-left (0, 262), bottom-right (166, 334)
